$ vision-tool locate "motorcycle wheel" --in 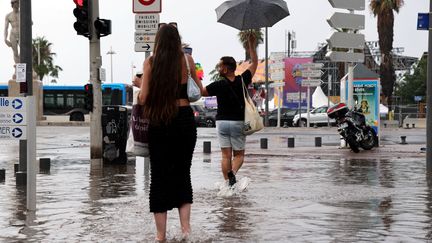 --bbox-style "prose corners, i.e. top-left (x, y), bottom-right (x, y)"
top-left (346, 136), bottom-right (360, 153)
top-left (360, 127), bottom-right (377, 150)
